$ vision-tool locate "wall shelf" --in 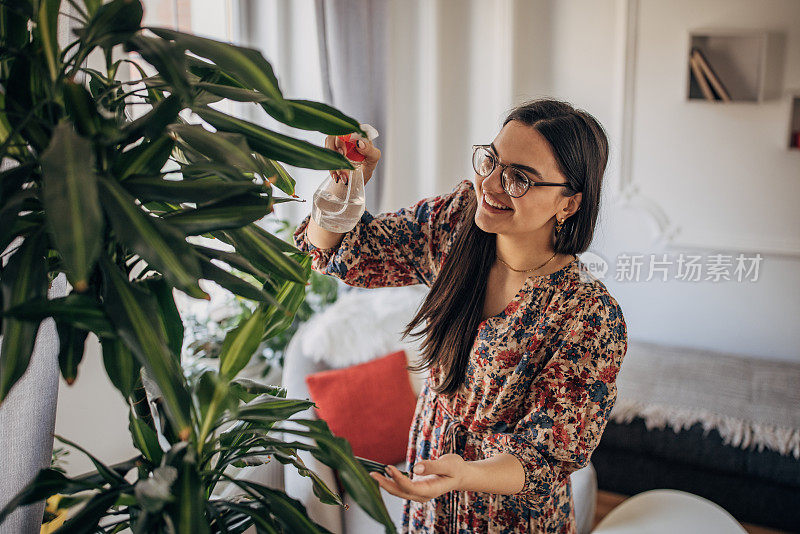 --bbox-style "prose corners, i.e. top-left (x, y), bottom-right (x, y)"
top-left (686, 29), bottom-right (785, 103)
